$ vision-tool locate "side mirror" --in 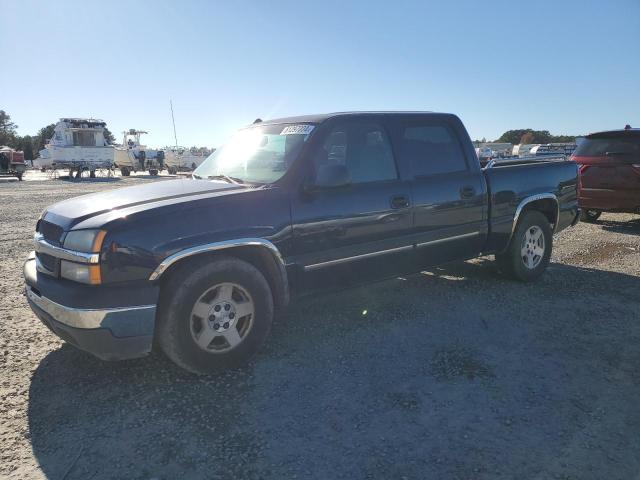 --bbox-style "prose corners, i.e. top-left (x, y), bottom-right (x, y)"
top-left (314, 164), bottom-right (351, 188)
